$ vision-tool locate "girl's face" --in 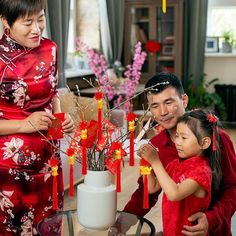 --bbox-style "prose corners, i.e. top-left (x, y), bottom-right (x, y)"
top-left (175, 122), bottom-right (203, 158)
top-left (5, 10), bottom-right (46, 48)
